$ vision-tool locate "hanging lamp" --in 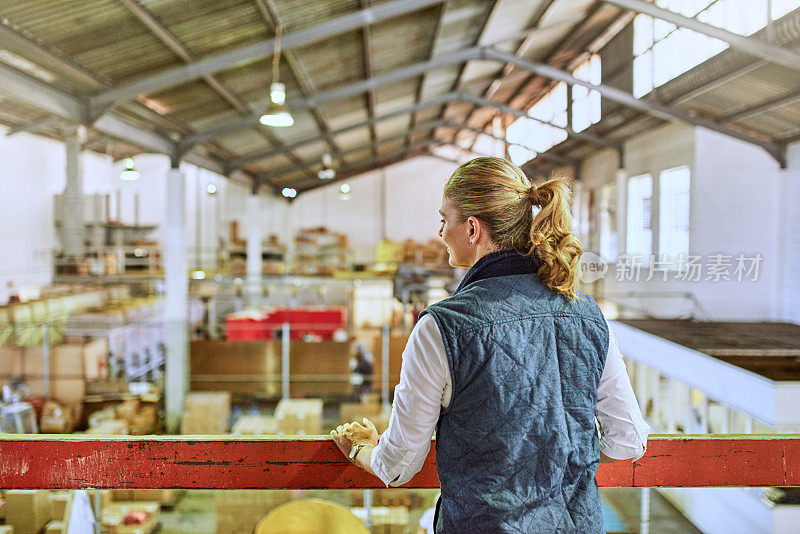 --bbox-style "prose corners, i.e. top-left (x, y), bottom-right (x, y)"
top-left (120, 157), bottom-right (140, 181)
top-left (260, 24), bottom-right (294, 127)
